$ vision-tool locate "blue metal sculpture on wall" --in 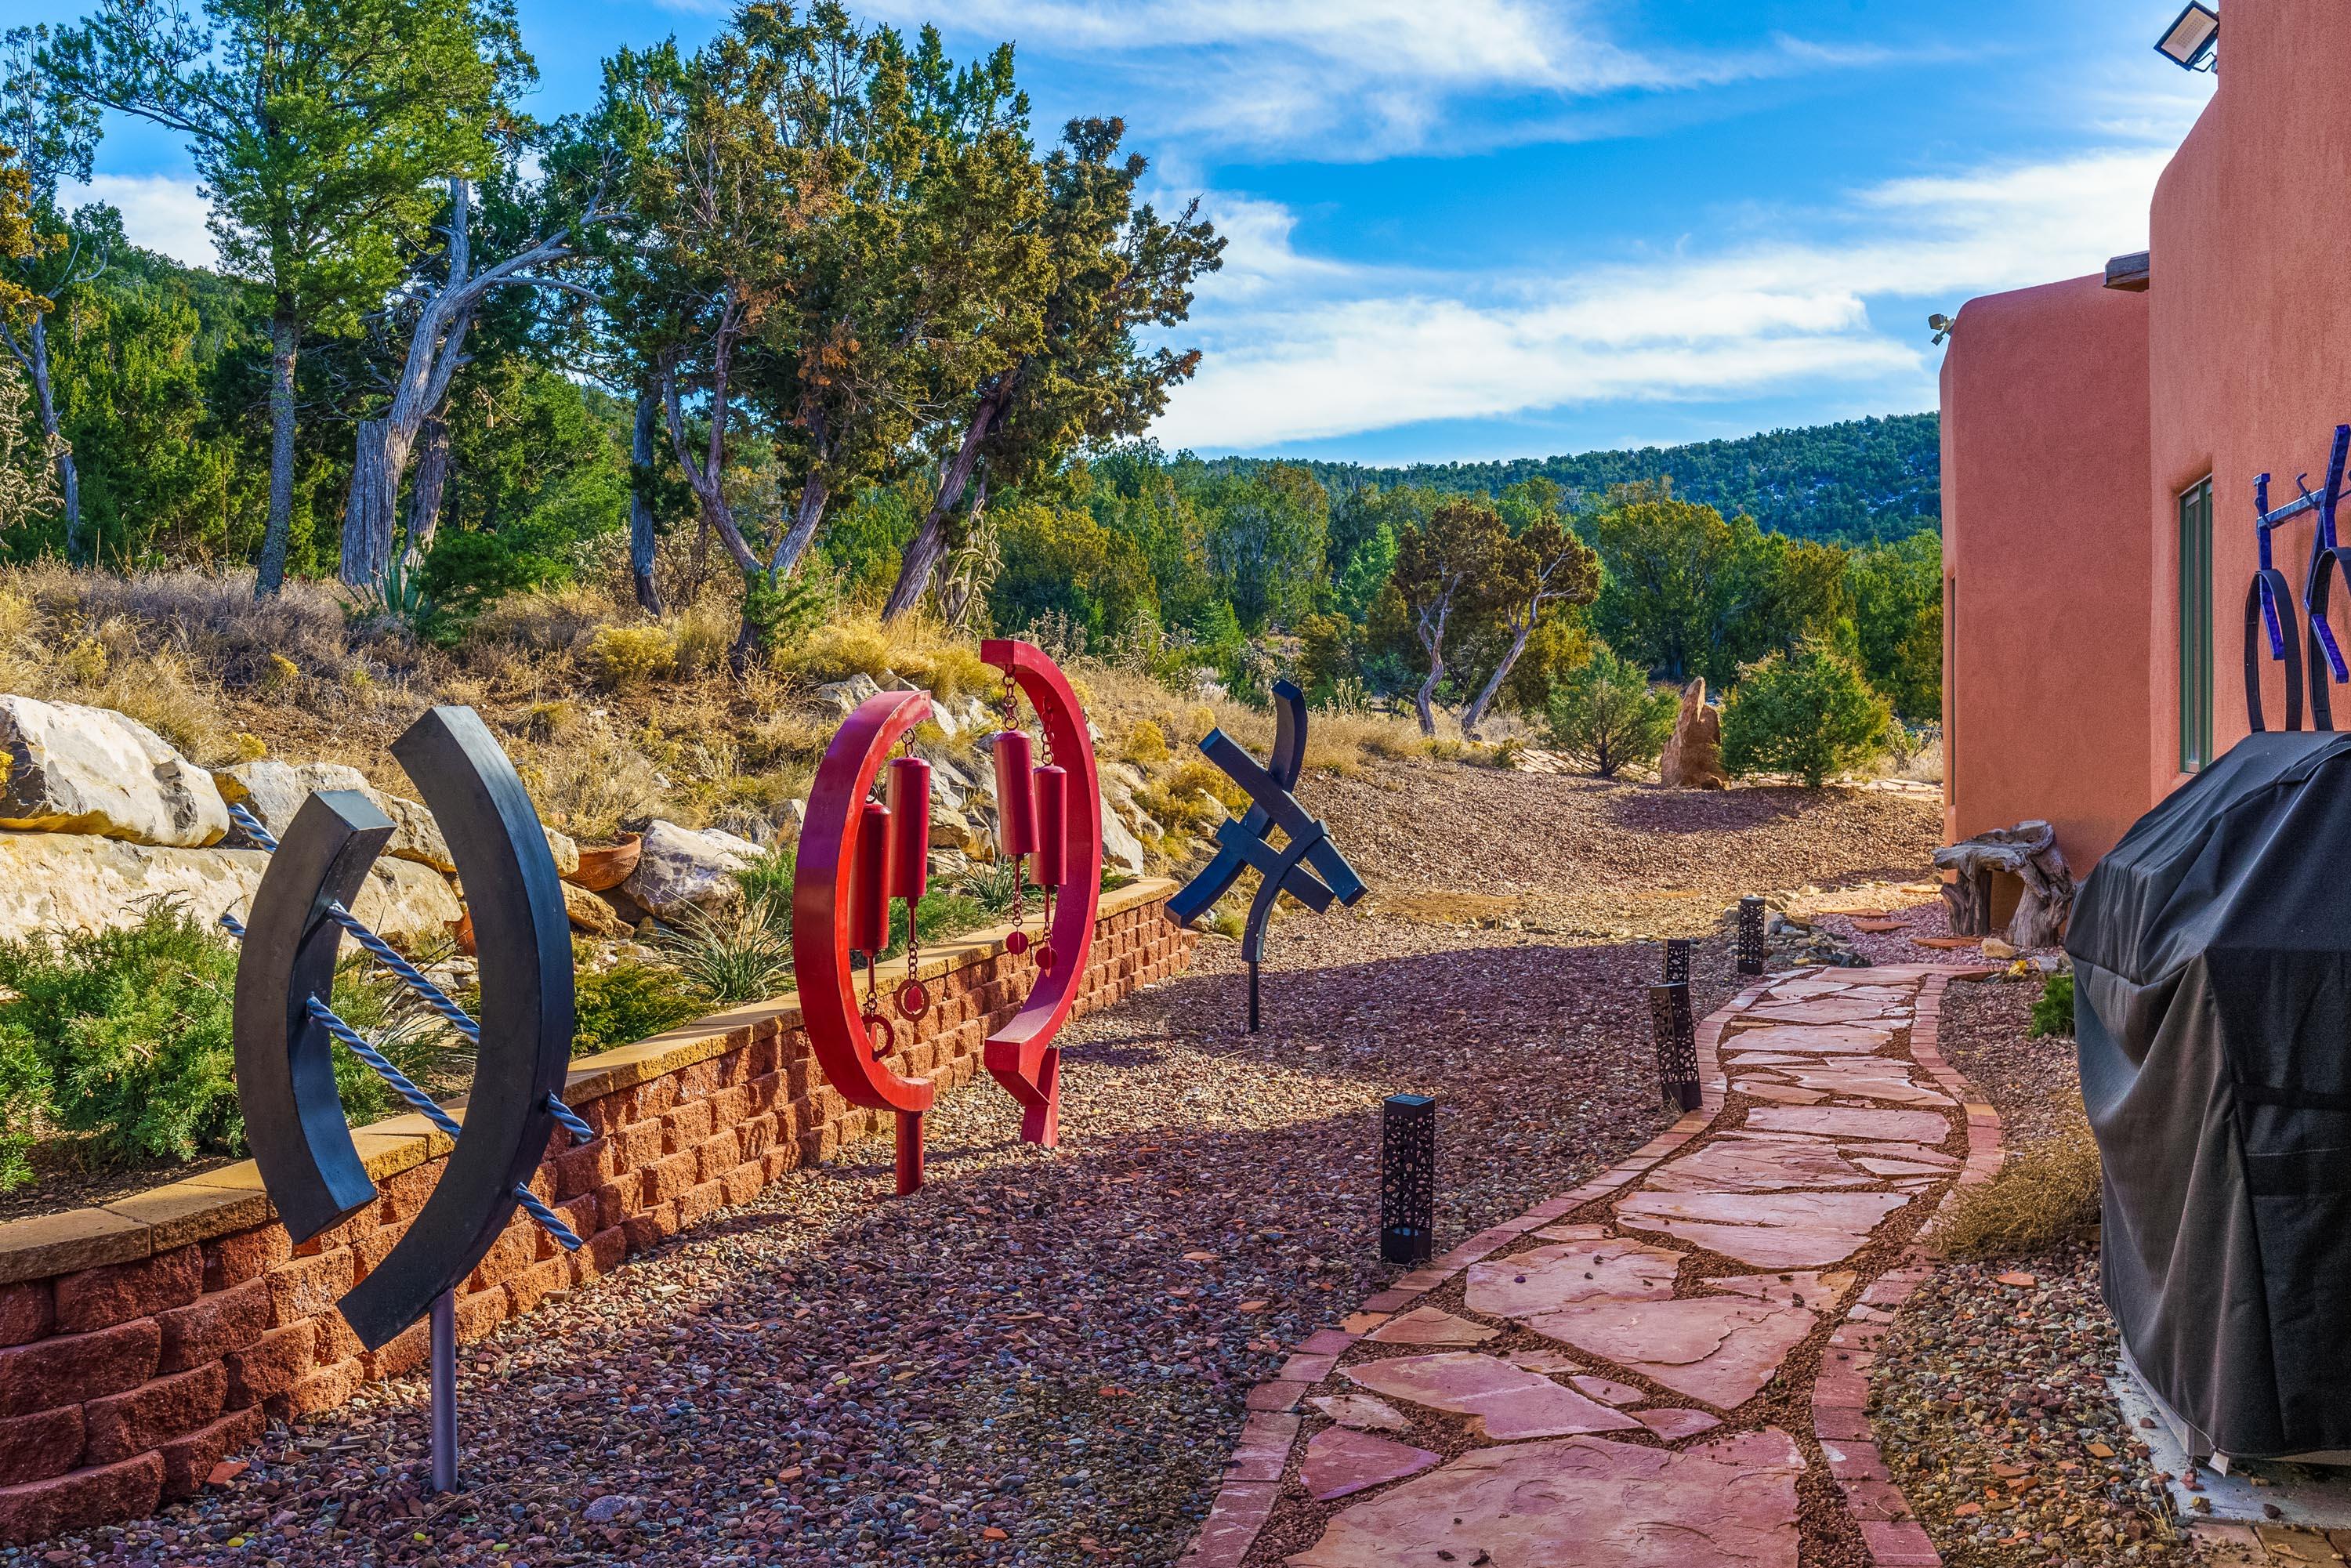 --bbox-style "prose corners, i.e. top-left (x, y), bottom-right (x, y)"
top-left (1166, 679), bottom-right (1367, 1031)
top-left (225, 705), bottom-right (583, 1491)
top-left (2247, 423), bottom-right (2351, 732)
